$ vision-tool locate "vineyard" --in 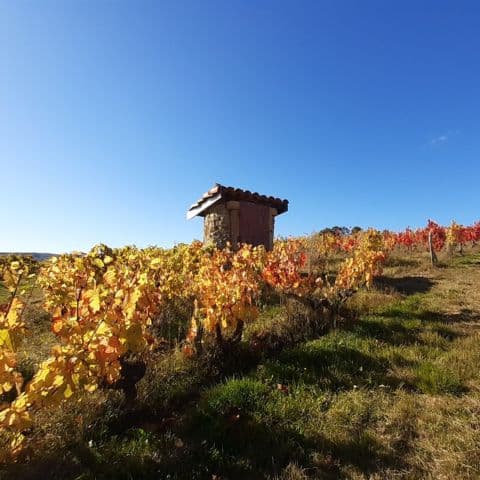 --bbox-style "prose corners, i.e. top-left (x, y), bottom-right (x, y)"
top-left (1, 220), bottom-right (480, 479)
